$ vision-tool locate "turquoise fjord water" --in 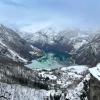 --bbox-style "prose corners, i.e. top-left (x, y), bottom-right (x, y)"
top-left (27, 52), bottom-right (73, 70)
